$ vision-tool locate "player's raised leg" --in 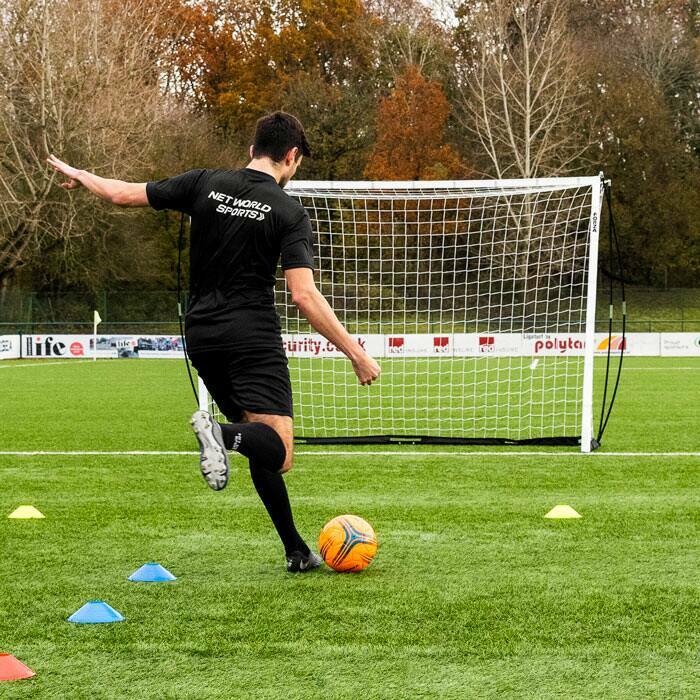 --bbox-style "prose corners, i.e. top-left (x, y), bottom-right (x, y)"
top-left (225, 412), bottom-right (295, 473)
